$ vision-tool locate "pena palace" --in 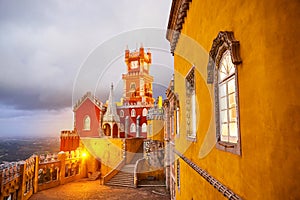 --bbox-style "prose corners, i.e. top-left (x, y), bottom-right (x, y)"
top-left (60, 45), bottom-right (156, 151)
